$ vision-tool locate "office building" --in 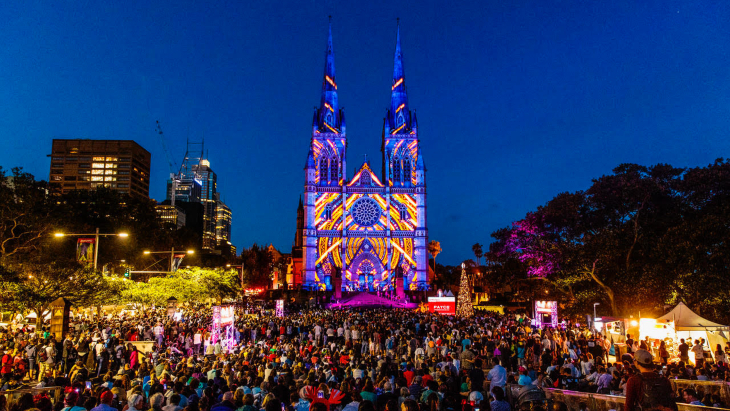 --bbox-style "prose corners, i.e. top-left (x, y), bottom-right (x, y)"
top-left (49, 139), bottom-right (151, 199)
top-left (155, 203), bottom-right (186, 229)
